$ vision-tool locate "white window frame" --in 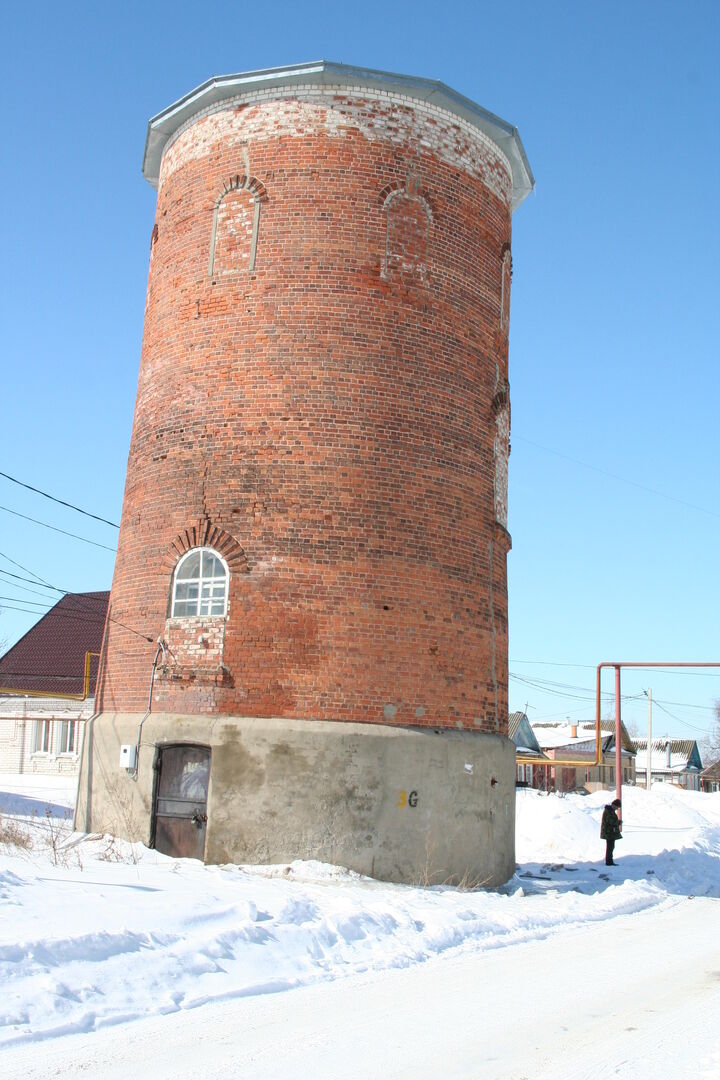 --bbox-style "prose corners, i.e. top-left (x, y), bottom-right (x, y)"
top-left (171, 547), bottom-right (229, 618)
top-left (58, 719), bottom-right (78, 755)
top-left (34, 719), bottom-right (52, 754)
